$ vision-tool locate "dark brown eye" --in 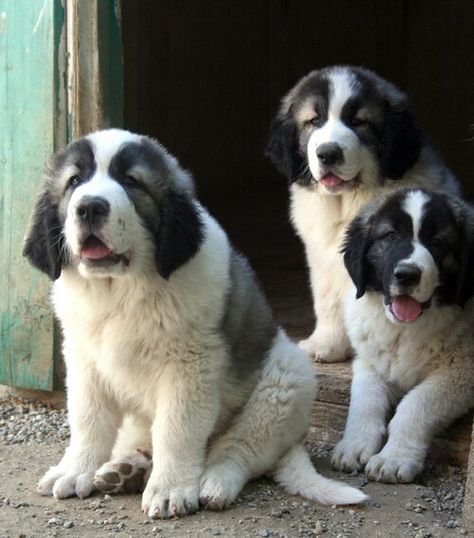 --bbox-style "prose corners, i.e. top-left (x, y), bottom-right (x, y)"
top-left (380, 230), bottom-right (396, 240)
top-left (122, 174), bottom-right (140, 187)
top-left (304, 115), bottom-right (322, 129)
top-left (350, 117), bottom-right (365, 127)
top-left (69, 175), bottom-right (82, 188)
